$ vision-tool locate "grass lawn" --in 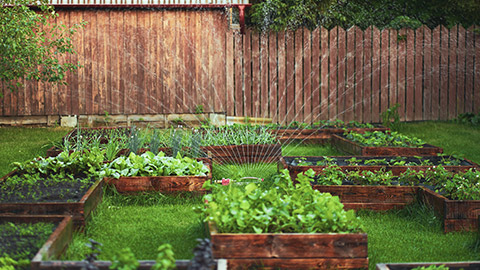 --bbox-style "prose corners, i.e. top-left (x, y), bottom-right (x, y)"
top-left (0, 127), bottom-right (69, 177)
top-left (1, 122), bottom-right (480, 269)
top-left (397, 121), bottom-right (480, 163)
